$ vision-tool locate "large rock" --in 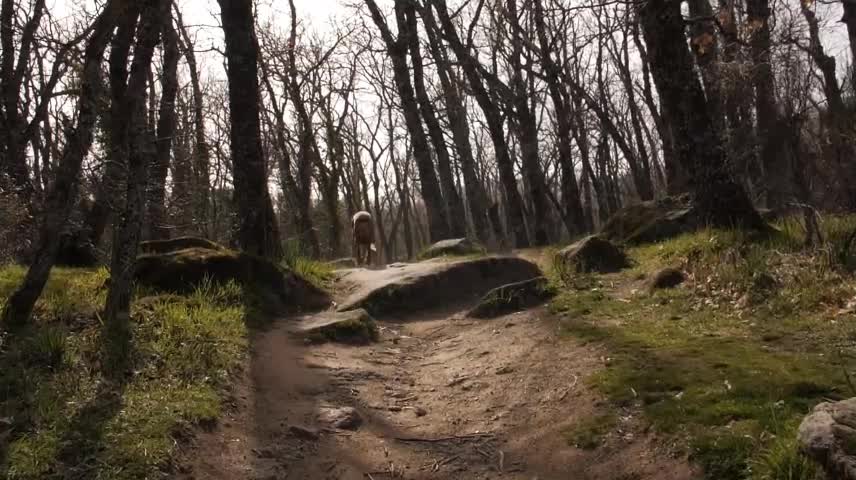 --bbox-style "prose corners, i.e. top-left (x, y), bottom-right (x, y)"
top-left (293, 309), bottom-right (378, 344)
top-left (799, 398), bottom-right (856, 479)
top-left (135, 246), bottom-right (330, 311)
top-left (467, 277), bottom-right (555, 319)
top-left (338, 256), bottom-right (543, 317)
top-left (139, 236), bottom-right (224, 255)
top-left (418, 238), bottom-right (486, 260)
top-left (600, 195), bottom-right (700, 245)
top-left (555, 236), bottom-right (629, 279)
